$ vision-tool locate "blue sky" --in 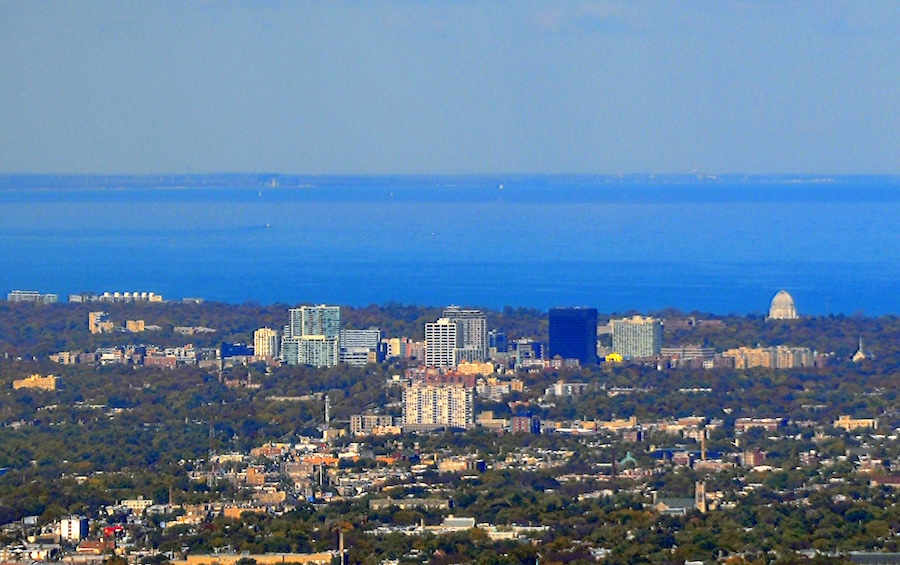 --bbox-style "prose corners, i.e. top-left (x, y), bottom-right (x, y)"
top-left (0, 1), bottom-right (897, 175)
